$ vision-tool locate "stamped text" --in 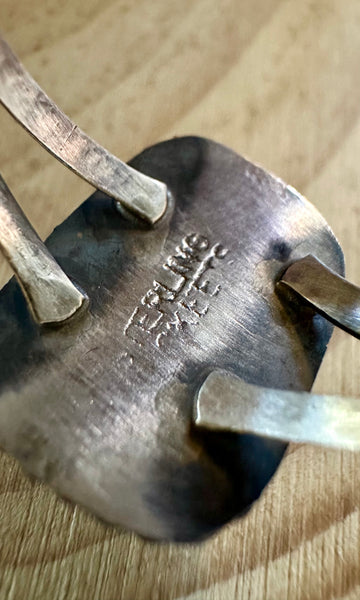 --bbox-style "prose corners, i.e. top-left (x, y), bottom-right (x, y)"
top-left (124, 234), bottom-right (228, 347)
